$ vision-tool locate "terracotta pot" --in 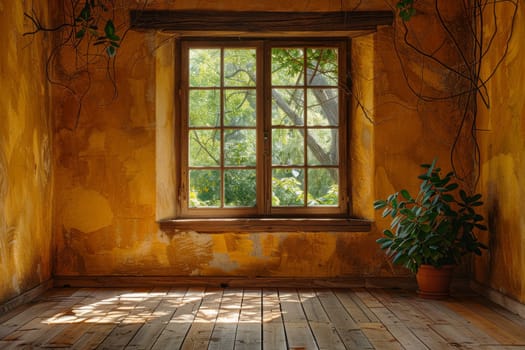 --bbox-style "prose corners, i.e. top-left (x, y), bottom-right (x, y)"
top-left (416, 264), bottom-right (454, 299)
